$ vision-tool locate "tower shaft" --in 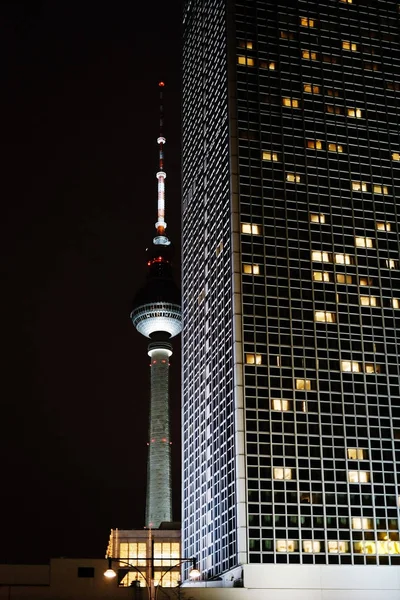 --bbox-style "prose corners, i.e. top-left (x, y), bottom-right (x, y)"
top-left (146, 342), bottom-right (173, 527)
